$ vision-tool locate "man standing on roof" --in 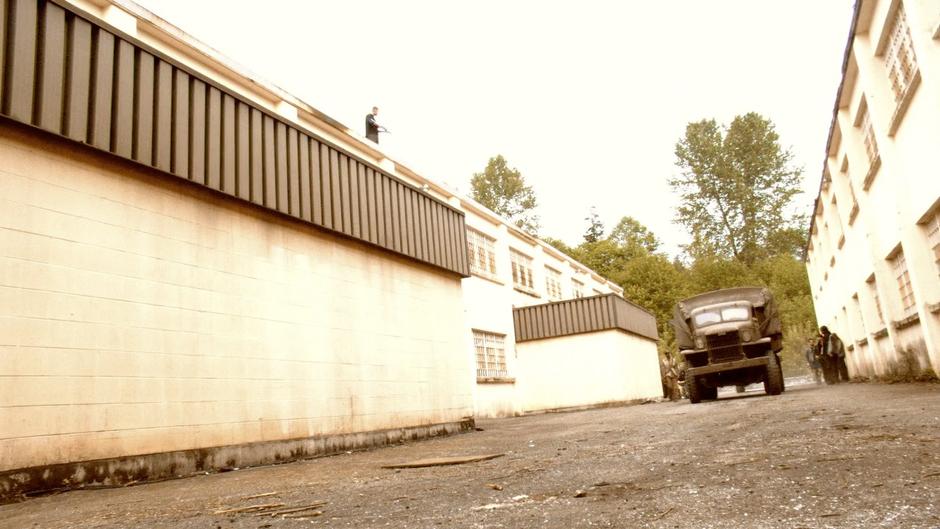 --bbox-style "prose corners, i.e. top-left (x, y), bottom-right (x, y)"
top-left (365, 106), bottom-right (387, 144)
